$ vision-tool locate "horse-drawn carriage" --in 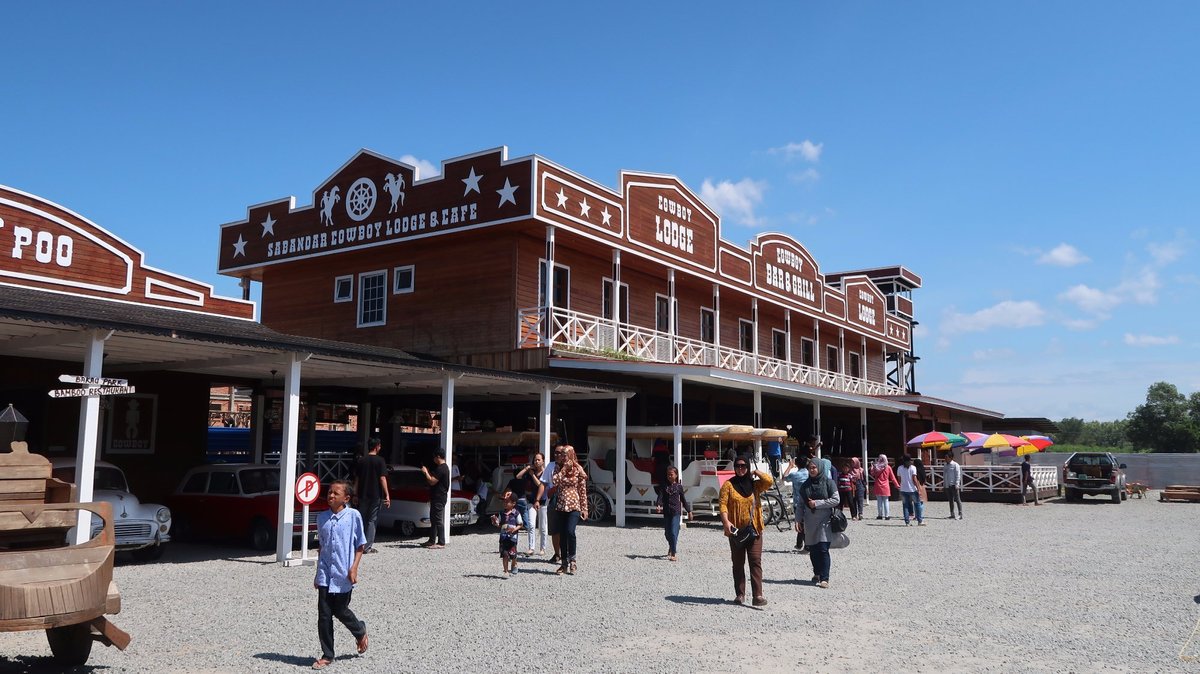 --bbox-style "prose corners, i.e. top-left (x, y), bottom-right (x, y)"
top-left (0, 441), bottom-right (130, 665)
top-left (584, 425), bottom-right (792, 521)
